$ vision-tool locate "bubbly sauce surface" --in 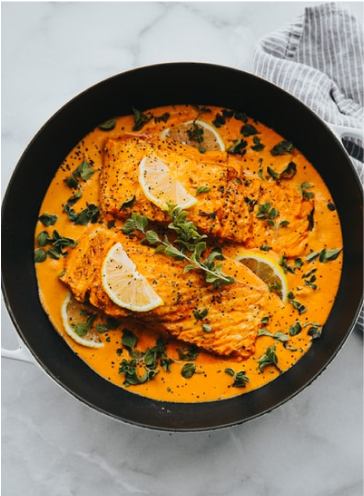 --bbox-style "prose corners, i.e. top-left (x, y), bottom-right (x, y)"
top-left (34, 105), bottom-right (343, 402)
